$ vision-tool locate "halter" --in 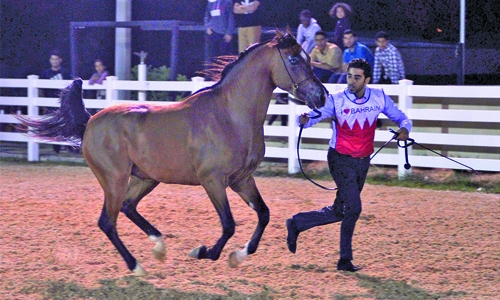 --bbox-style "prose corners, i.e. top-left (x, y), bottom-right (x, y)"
top-left (277, 47), bottom-right (319, 109)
